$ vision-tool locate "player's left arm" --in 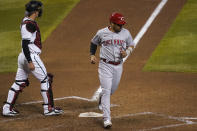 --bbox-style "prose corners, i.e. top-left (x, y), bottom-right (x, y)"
top-left (125, 30), bottom-right (135, 56)
top-left (120, 46), bottom-right (134, 58)
top-left (125, 45), bottom-right (134, 55)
